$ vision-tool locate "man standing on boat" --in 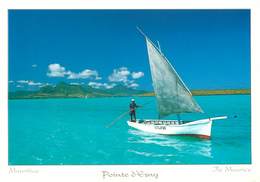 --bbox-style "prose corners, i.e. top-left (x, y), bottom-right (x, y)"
top-left (129, 99), bottom-right (140, 122)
